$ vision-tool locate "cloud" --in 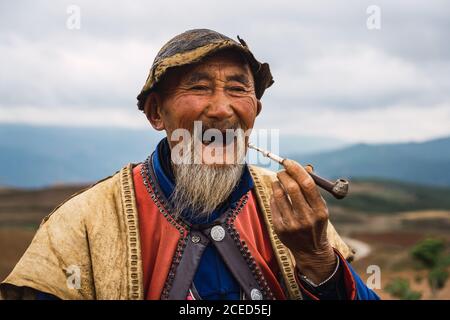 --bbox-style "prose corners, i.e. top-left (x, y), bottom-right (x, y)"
top-left (0, 35), bottom-right (158, 108)
top-left (271, 45), bottom-right (438, 109)
top-left (254, 103), bottom-right (450, 143)
top-left (0, 104), bottom-right (148, 129)
top-left (0, 0), bottom-right (449, 143)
